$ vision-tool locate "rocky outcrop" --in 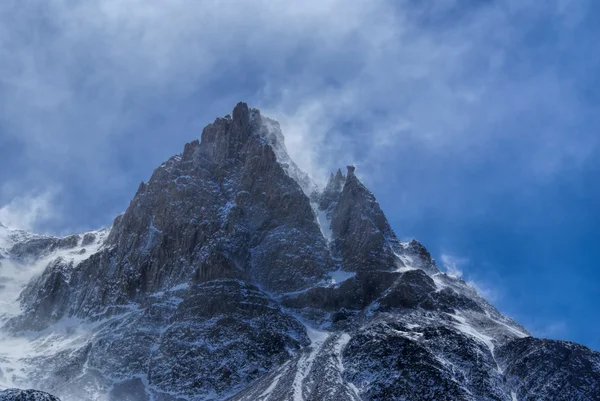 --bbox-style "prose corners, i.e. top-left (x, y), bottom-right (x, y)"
top-left (0, 389), bottom-right (60, 401)
top-left (318, 169), bottom-right (345, 212)
top-left (9, 236), bottom-right (80, 261)
top-left (328, 166), bottom-right (401, 272)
